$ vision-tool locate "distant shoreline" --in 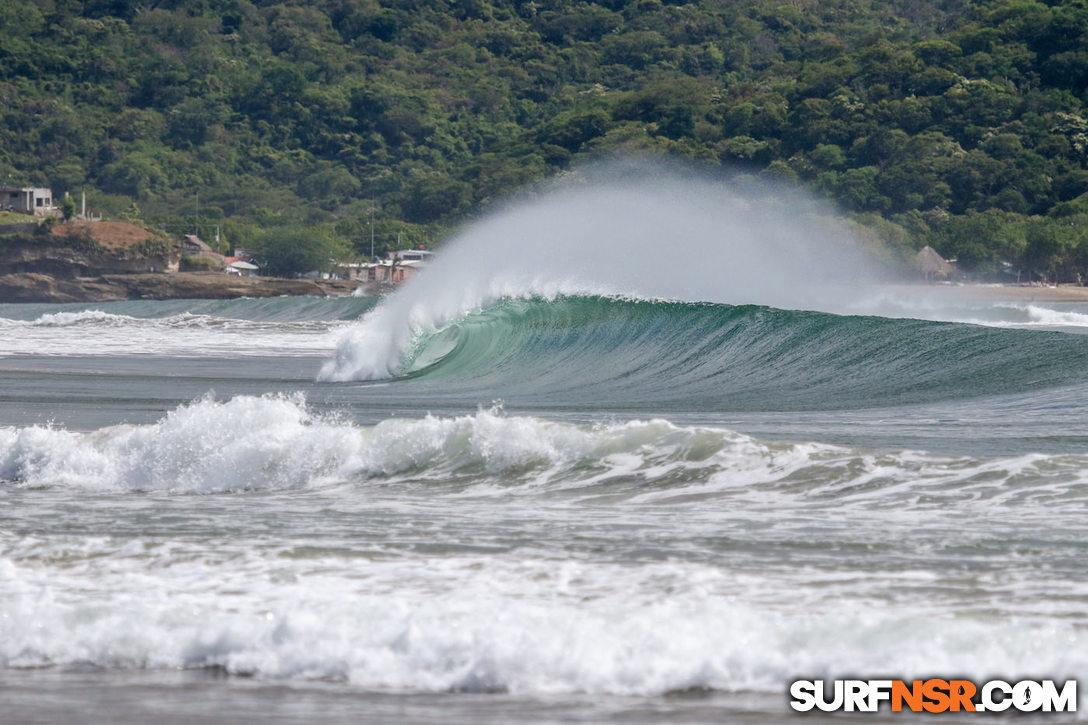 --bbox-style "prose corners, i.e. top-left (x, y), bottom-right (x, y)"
top-left (0, 271), bottom-right (374, 304)
top-left (3, 272), bottom-right (1087, 306)
top-left (888, 283), bottom-right (1088, 303)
